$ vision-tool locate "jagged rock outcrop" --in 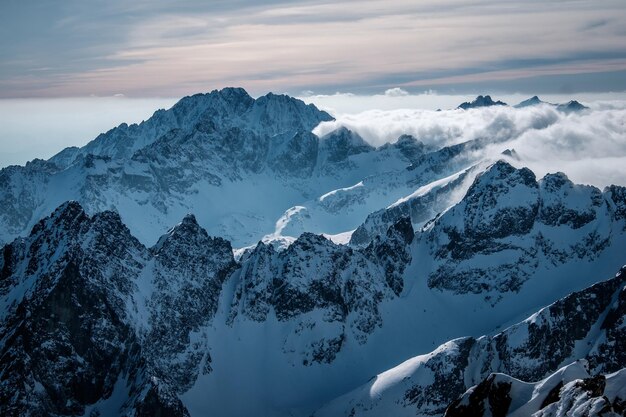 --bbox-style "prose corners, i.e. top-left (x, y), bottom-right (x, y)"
top-left (0, 203), bottom-right (237, 416)
top-left (422, 161), bottom-right (625, 297)
top-left (514, 95), bottom-right (546, 108)
top-left (0, 202), bottom-right (149, 416)
top-left (445, 364), bottom-right (626, 417)
top-left (227, 217), bottom-right (414, 361)
top-left (319, 127), bottom-right (374, 166)
top-left (458, 95), bottom-right (507, 109)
